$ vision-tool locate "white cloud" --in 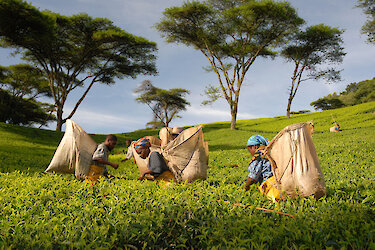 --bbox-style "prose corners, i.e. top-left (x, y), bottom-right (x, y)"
top-left (76, 109), bottom-right (143, 125)
top-left (187, 105), bottom-right (258, 120)
top-left (49, 107), bottom-right (146, 133)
